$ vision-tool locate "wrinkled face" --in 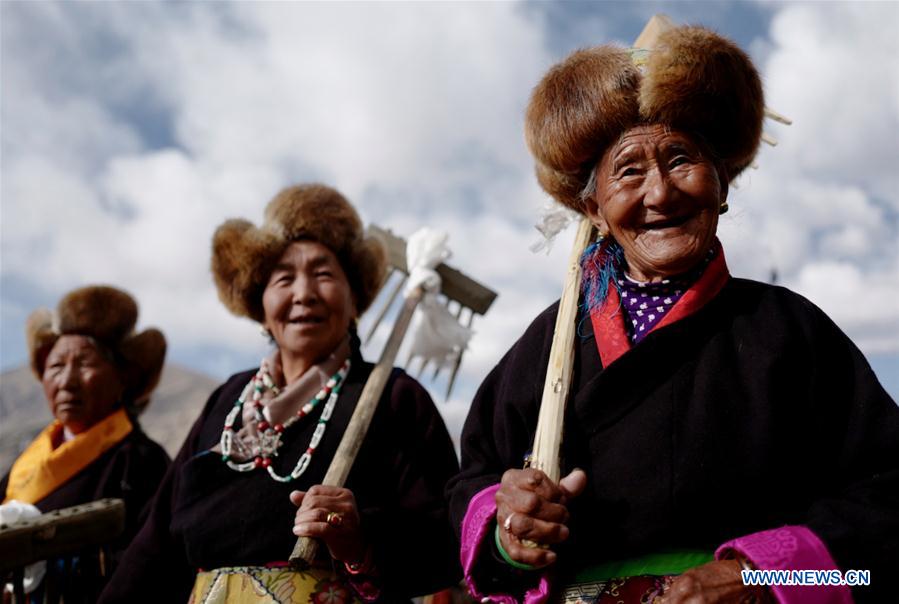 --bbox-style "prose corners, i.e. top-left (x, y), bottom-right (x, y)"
top-left (261, 241), bottom-right (356, 368)
top-left (585, 124), bottom-right (726, 282)
top-left (42, 335), bottom-right (124, 434)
